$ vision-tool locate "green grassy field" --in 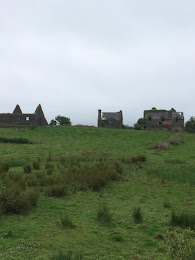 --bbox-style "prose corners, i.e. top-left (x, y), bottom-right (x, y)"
top-left (0, 126), bottom-right (194, 260)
